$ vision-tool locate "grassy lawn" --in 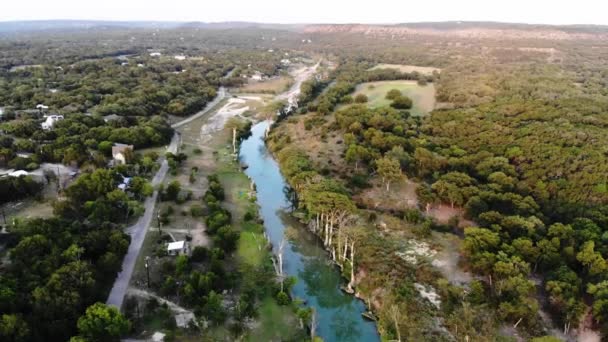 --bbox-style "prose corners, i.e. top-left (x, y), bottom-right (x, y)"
top-left (237, 221), bottom-right (266, 267)
top-left (369, 63), bottom-right (441, 75)
top-left (353, 80), bottom-right (436, 116)
top-left (245, 298), bottom-right (301, 342)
